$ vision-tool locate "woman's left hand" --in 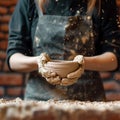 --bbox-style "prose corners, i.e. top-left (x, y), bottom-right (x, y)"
top-left (60, 55), bottom-right (85, 86)
top-left (60, 78), bottom-right (78, 86)
top-left (60, 66), bottom-right (84, 86)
